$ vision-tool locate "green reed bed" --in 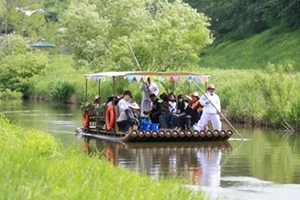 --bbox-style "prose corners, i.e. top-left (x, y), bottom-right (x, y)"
top-left (0, 118), bottom-right (205, 200)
